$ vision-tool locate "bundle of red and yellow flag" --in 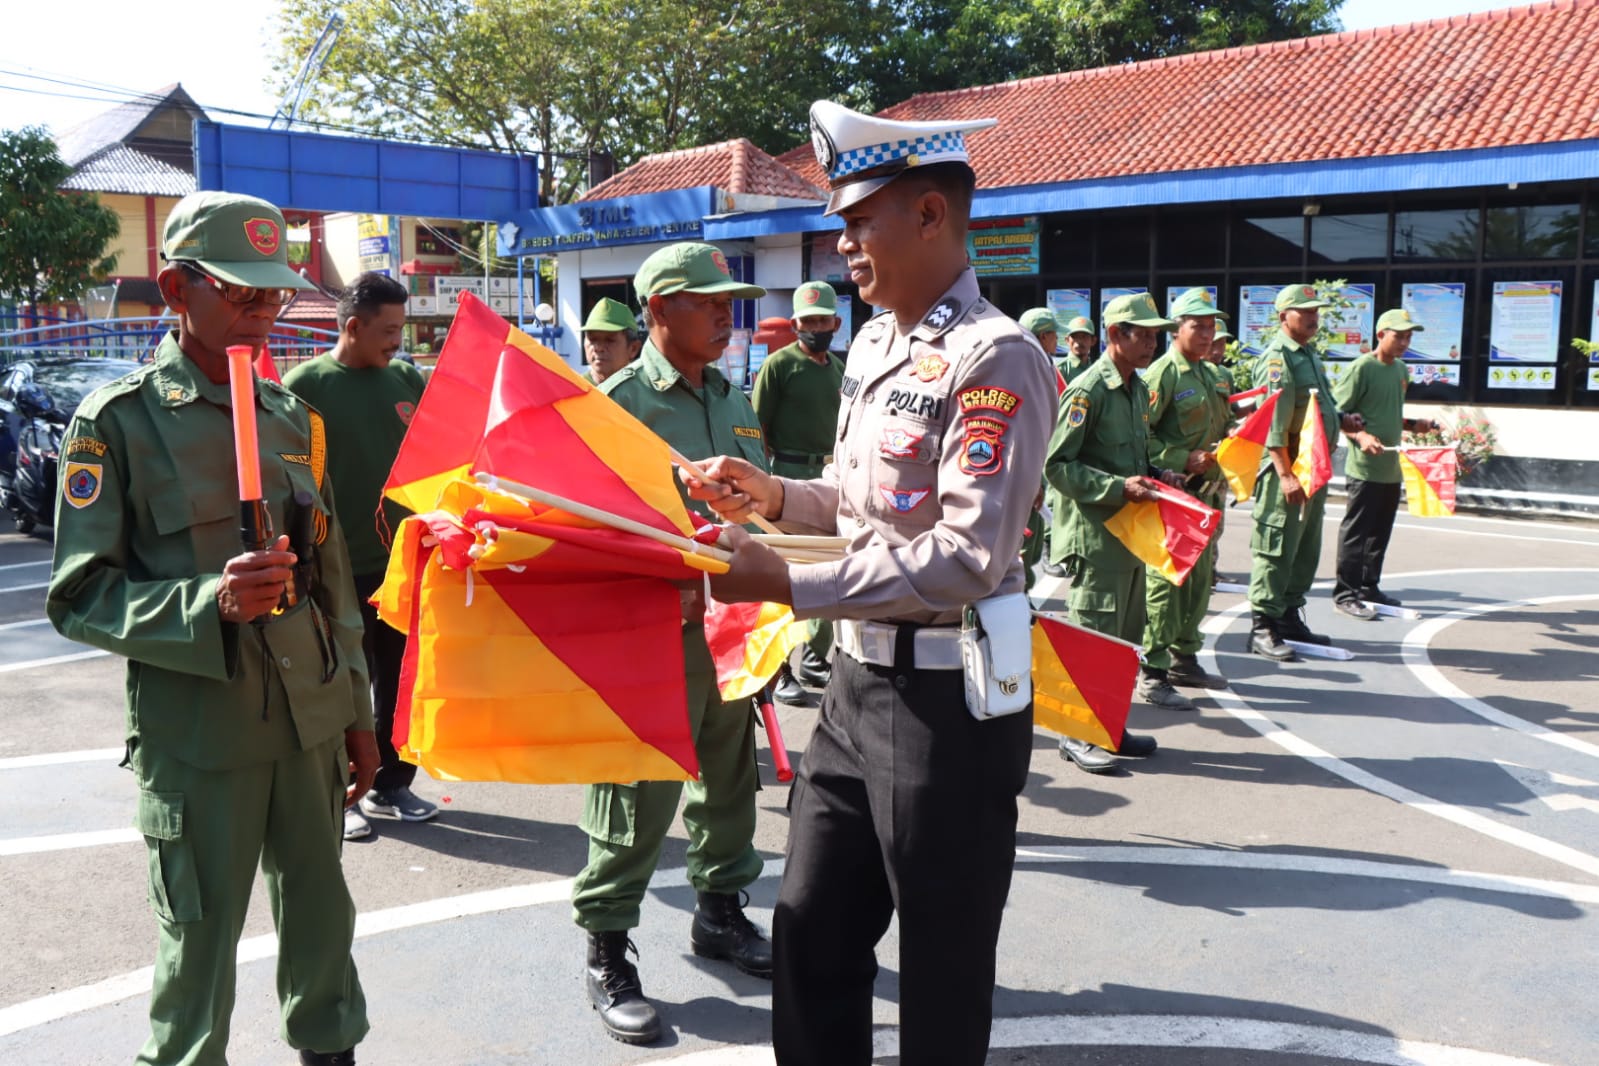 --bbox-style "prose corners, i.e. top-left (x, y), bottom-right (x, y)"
top-left (1102, 484), bottom-right (1220, 586)
top-left (1213, 387), bottom-right (1333, 503)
